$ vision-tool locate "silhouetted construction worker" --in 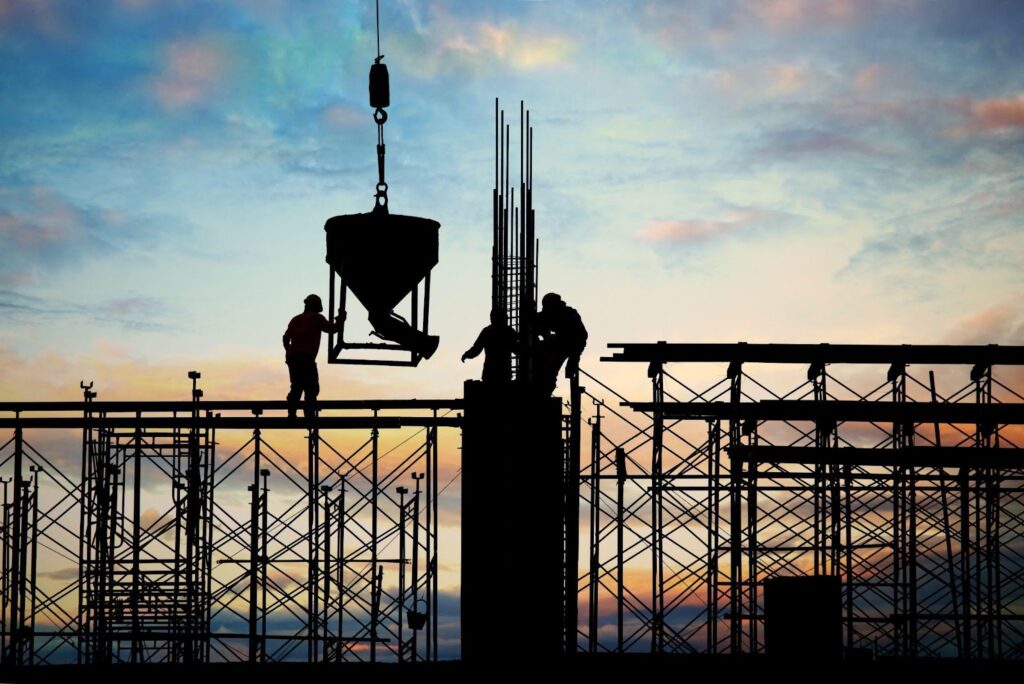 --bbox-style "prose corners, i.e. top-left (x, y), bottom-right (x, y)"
top-left (533, 293), bottom-right (588, 396)
top-left (462, 309), bottom-right (518, 383)
top-left (283, 294), bottom-right (342, 419)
